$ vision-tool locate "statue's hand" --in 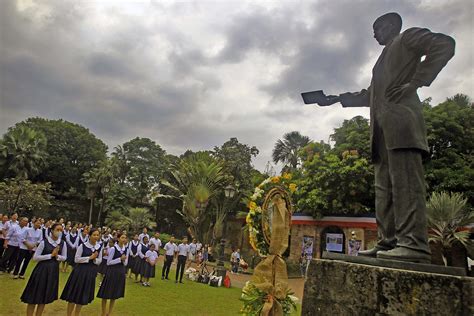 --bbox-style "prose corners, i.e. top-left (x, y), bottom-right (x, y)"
top-left (386, 83), bottom-right (418, 103)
